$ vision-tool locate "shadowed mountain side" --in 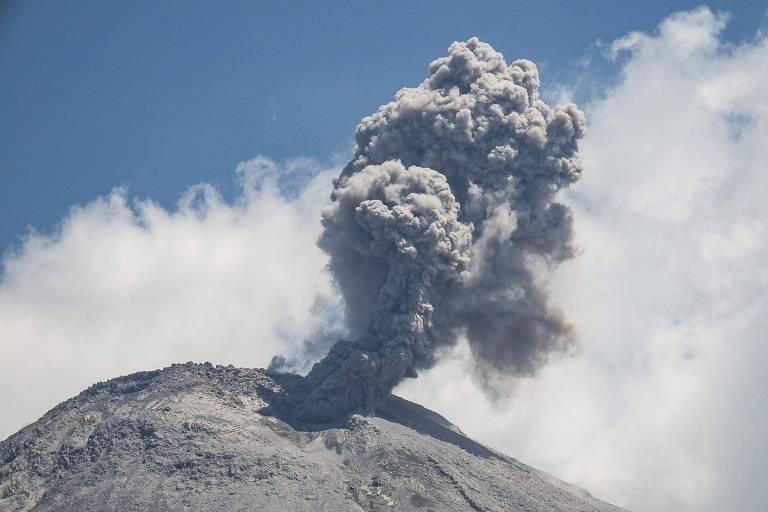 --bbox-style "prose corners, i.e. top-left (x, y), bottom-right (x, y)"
top-left (0, 363), bottom-right (626, 511)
